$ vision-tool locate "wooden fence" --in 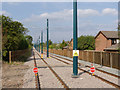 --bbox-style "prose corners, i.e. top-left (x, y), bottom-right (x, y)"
top-left (48, 49), bottom-right (120, 70)
top-left (9, 49), bottom-right (32, 63)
